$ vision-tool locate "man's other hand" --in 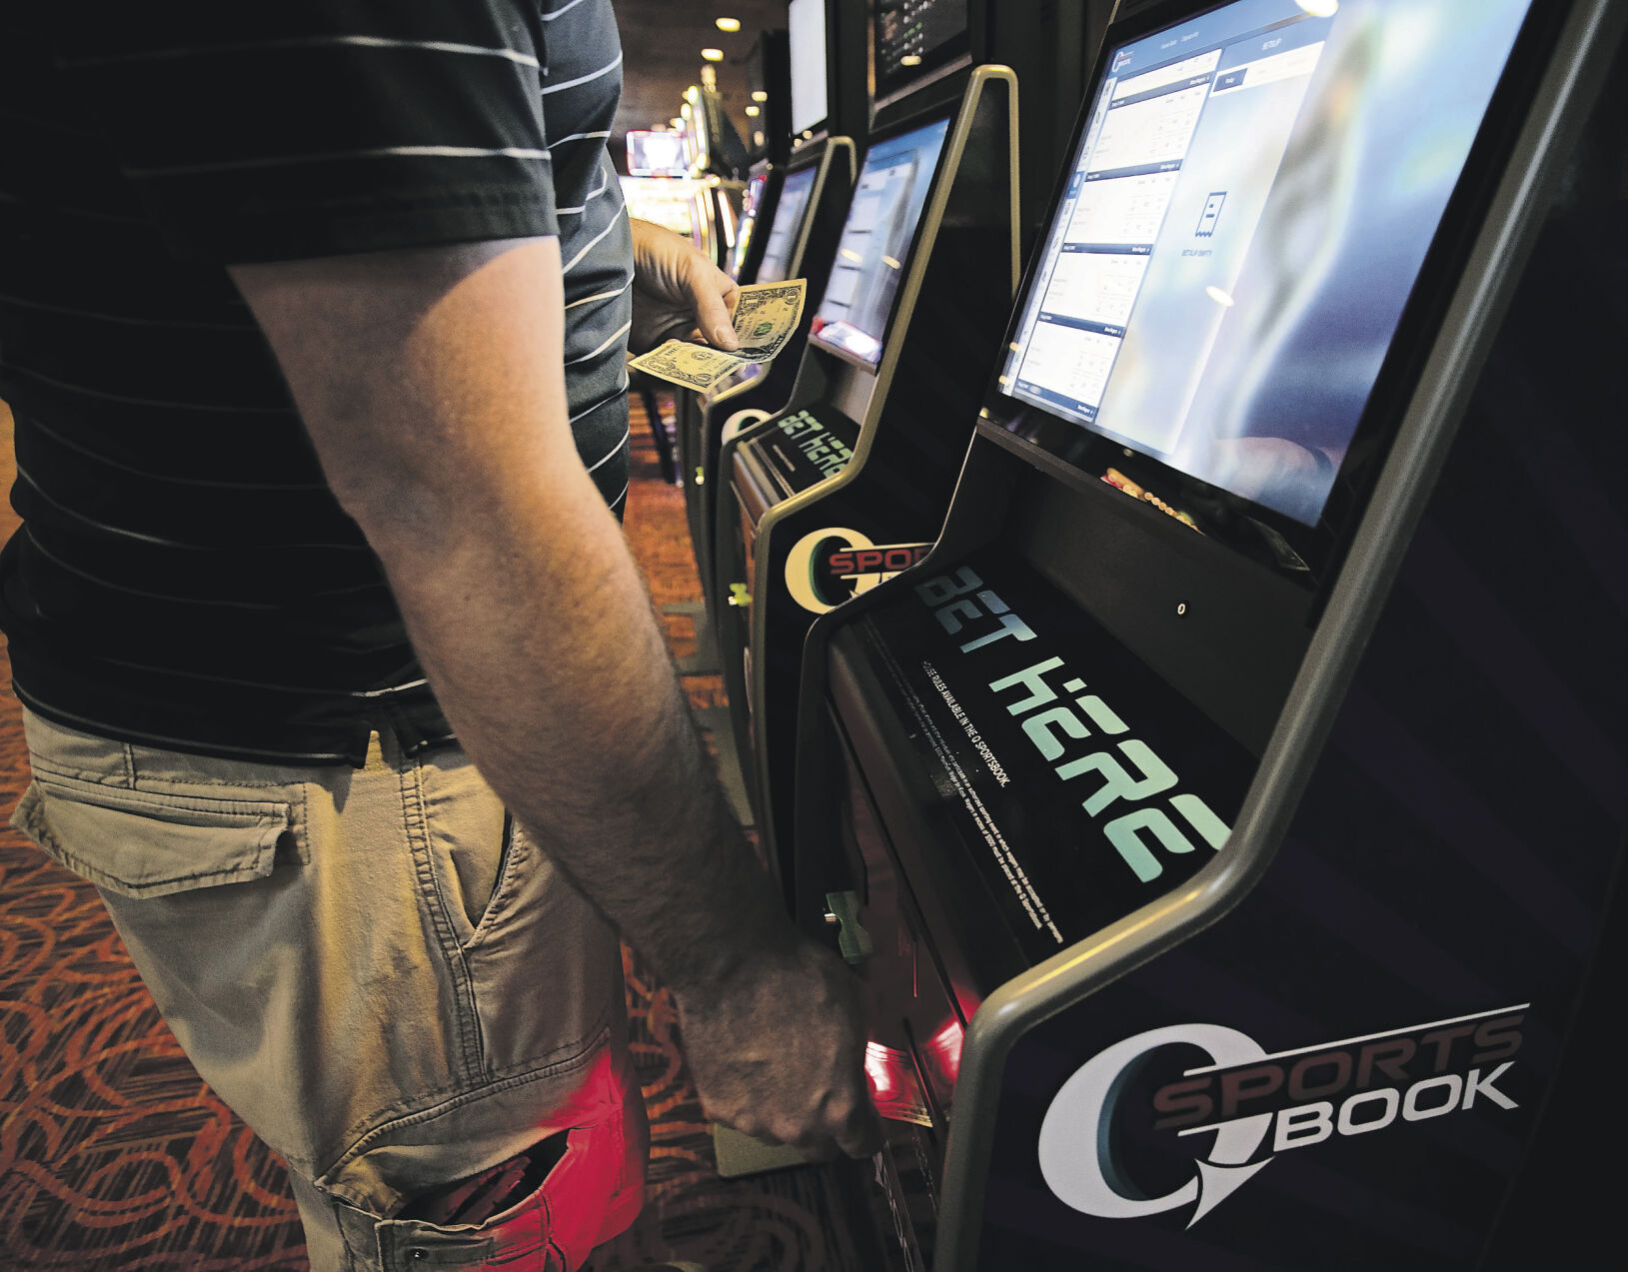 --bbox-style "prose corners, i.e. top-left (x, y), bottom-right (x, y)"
top-left (628, 216), bottom-right (739, 354)
top-left (672, 936), bottom-right (885, 1160)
